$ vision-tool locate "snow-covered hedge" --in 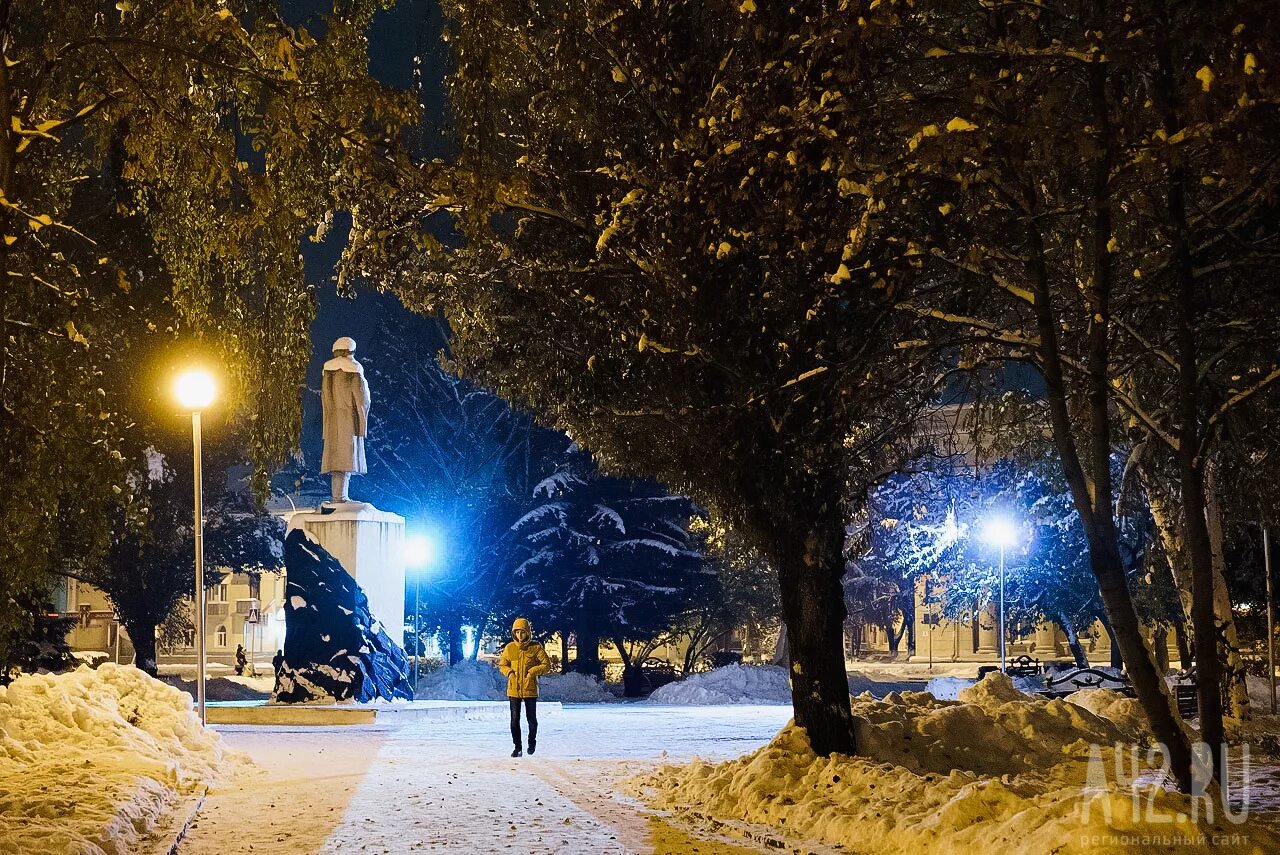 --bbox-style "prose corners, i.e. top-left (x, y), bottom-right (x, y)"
top-left (415, 660), bottom-right (616, 702)
top-left (647, 664), bottom-right (793, 705)
top-left (632, 673), bottom-right (1276, 854)
top-left (0, 664), bottom-right (237, 854)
